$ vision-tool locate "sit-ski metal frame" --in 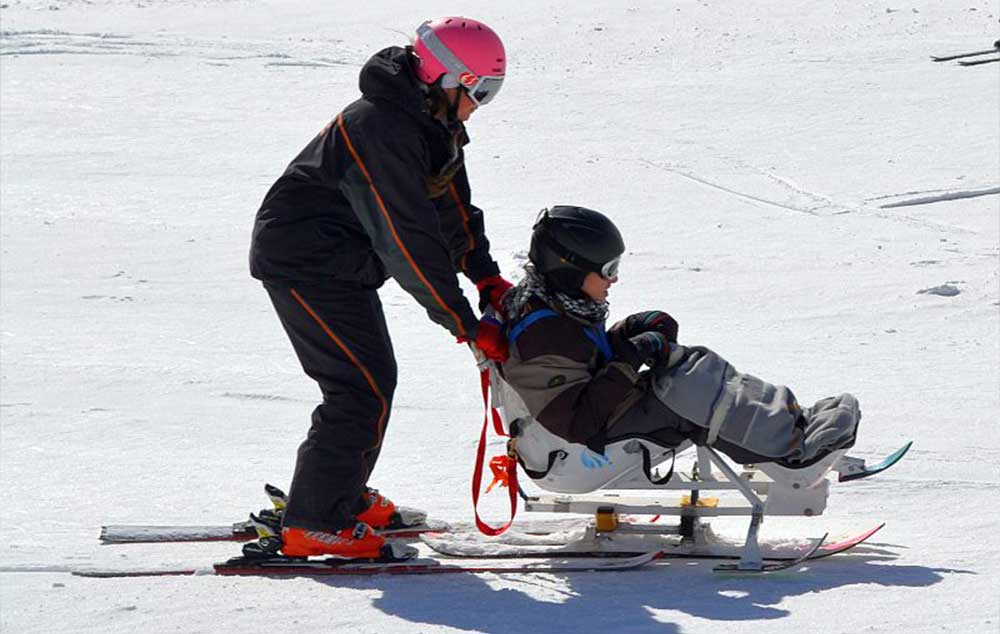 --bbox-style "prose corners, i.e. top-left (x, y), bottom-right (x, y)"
top-left (521, 443), bottom-right (861, 571)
